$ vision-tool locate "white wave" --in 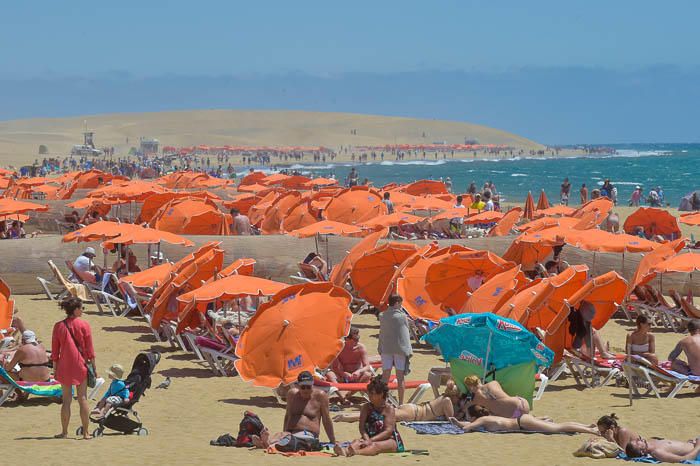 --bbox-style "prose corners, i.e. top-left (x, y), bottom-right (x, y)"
top-left (379, 160), bottom-right (447, 166)
top-left (288, 164), bottom-right (335, 170)
top-left (613, 149), bottom-right (672, 158)
top-left (596, 181), bottom-right (641, 186)
top-left (511, 173), bottom-right (528, 177)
